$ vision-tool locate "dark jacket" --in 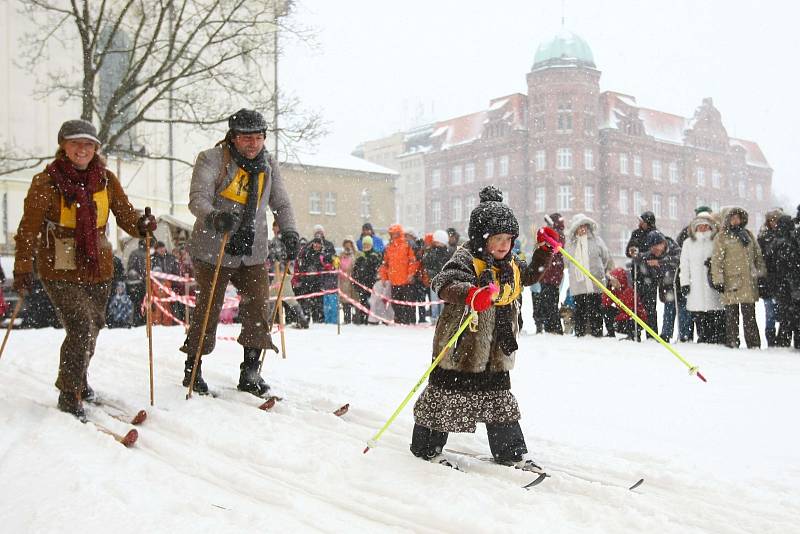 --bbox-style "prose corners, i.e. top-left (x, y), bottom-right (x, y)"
top-left (352, 249), bottom-right (383, 291)
top-left (764, 216), bottom-right (800, 307)
top-left (626, 225), bottom-right (655, 258)
top-left (641, 236), bottom-right (681, 303)
top-left (422, 245), bottom-right (451, 281)
top-left (150, 252), bottom-right (179, 276)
